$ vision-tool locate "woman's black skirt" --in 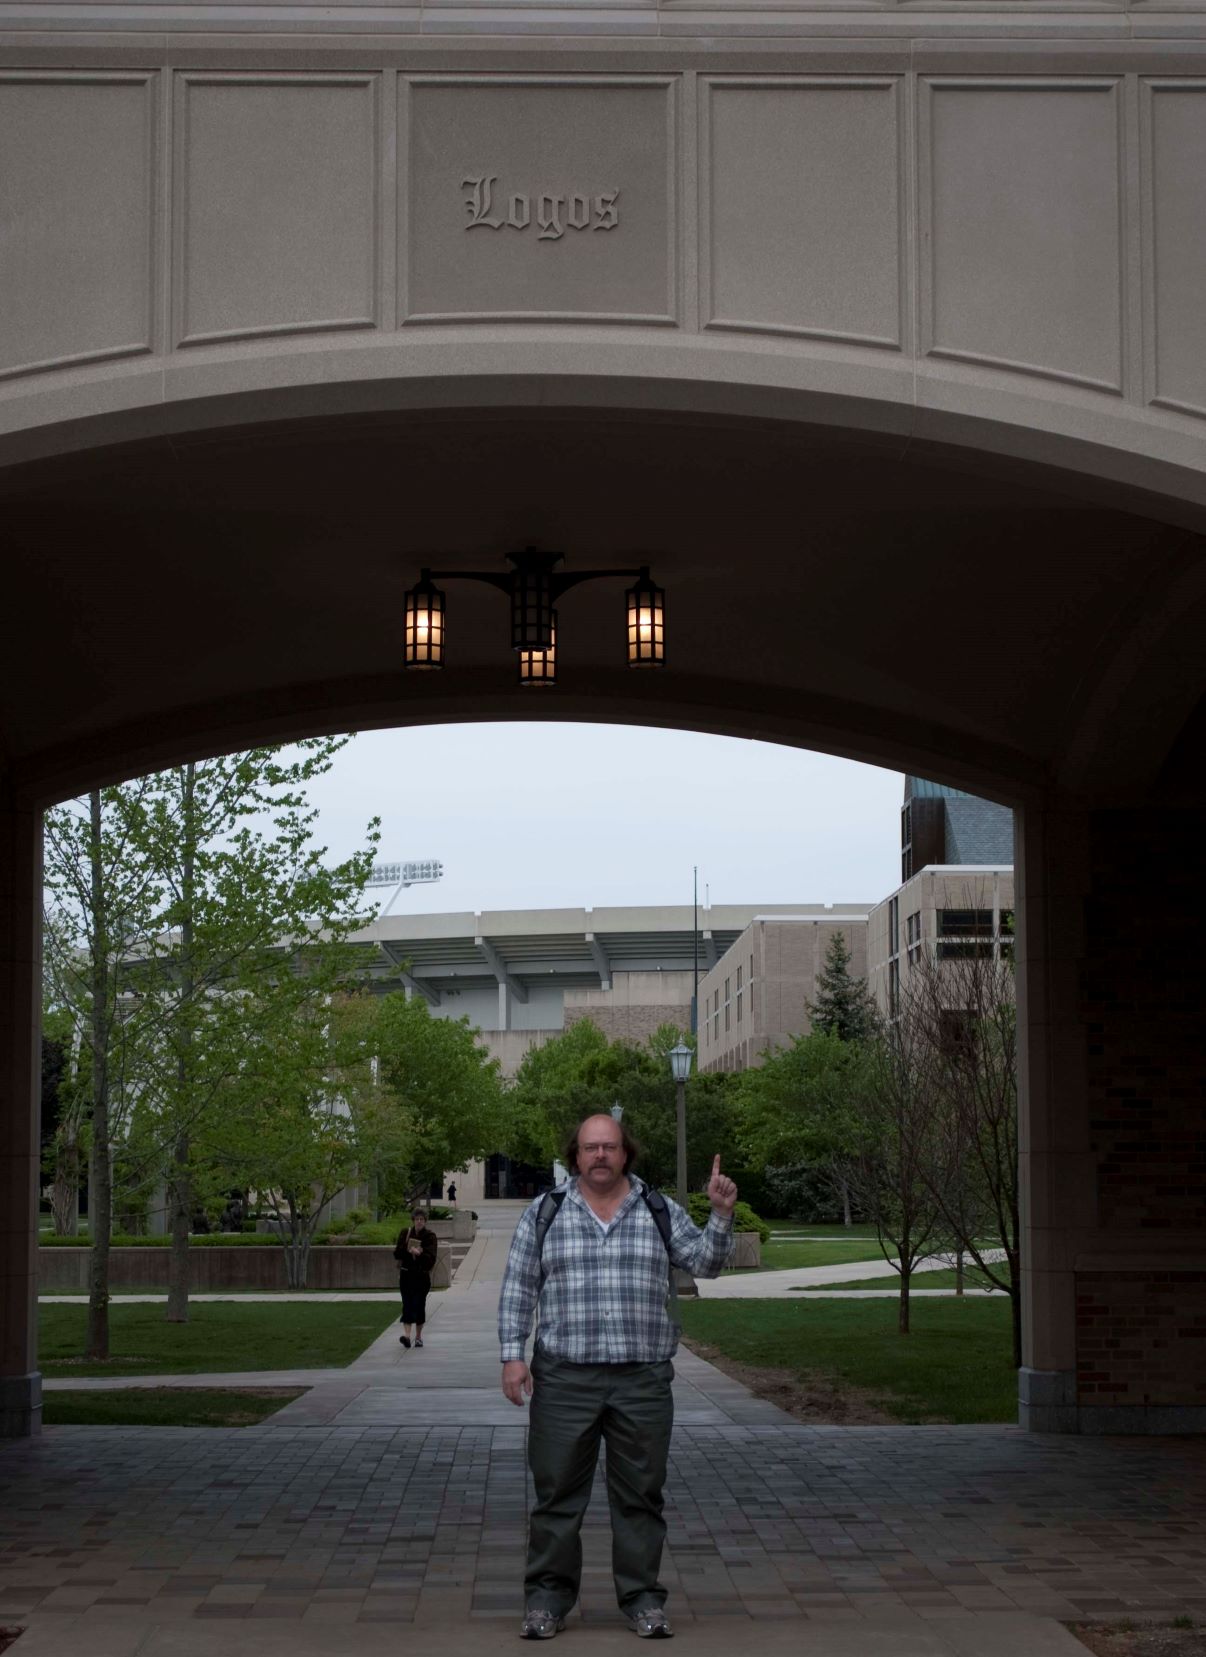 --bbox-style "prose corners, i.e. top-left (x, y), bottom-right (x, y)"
top-left (400, 1278), bottom-right (430, 1325)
